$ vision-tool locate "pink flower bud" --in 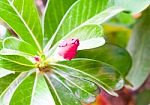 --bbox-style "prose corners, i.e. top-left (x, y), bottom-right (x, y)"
top-left (58, 38), bottom-right (80, 60)
top-left (34, 56), bottom-right (40, 62)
